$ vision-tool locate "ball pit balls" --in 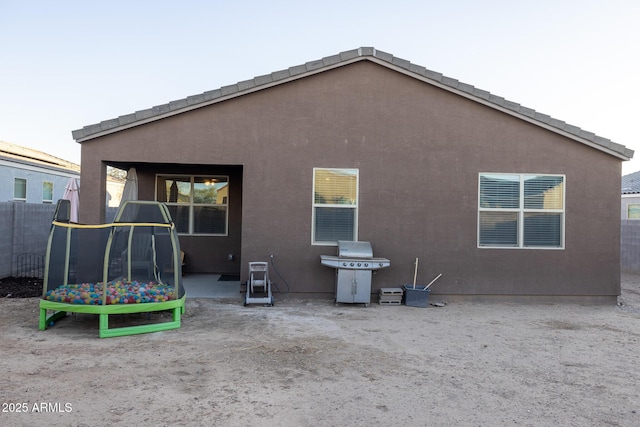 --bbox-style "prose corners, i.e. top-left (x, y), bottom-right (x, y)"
top-left (44, 281), bottom-right (177, 305)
